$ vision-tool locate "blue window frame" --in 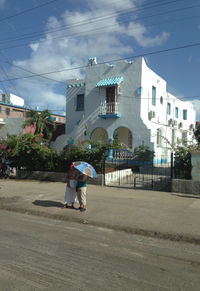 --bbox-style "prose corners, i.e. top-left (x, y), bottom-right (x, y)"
top-left (175, 107), bottom-right (179, 118)
top-left (152, 86), bottom-right (156, 106)
top-left (167, 103), bottom-right (171, 115)
top-left (183, 109), bottom-right (187, 120)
